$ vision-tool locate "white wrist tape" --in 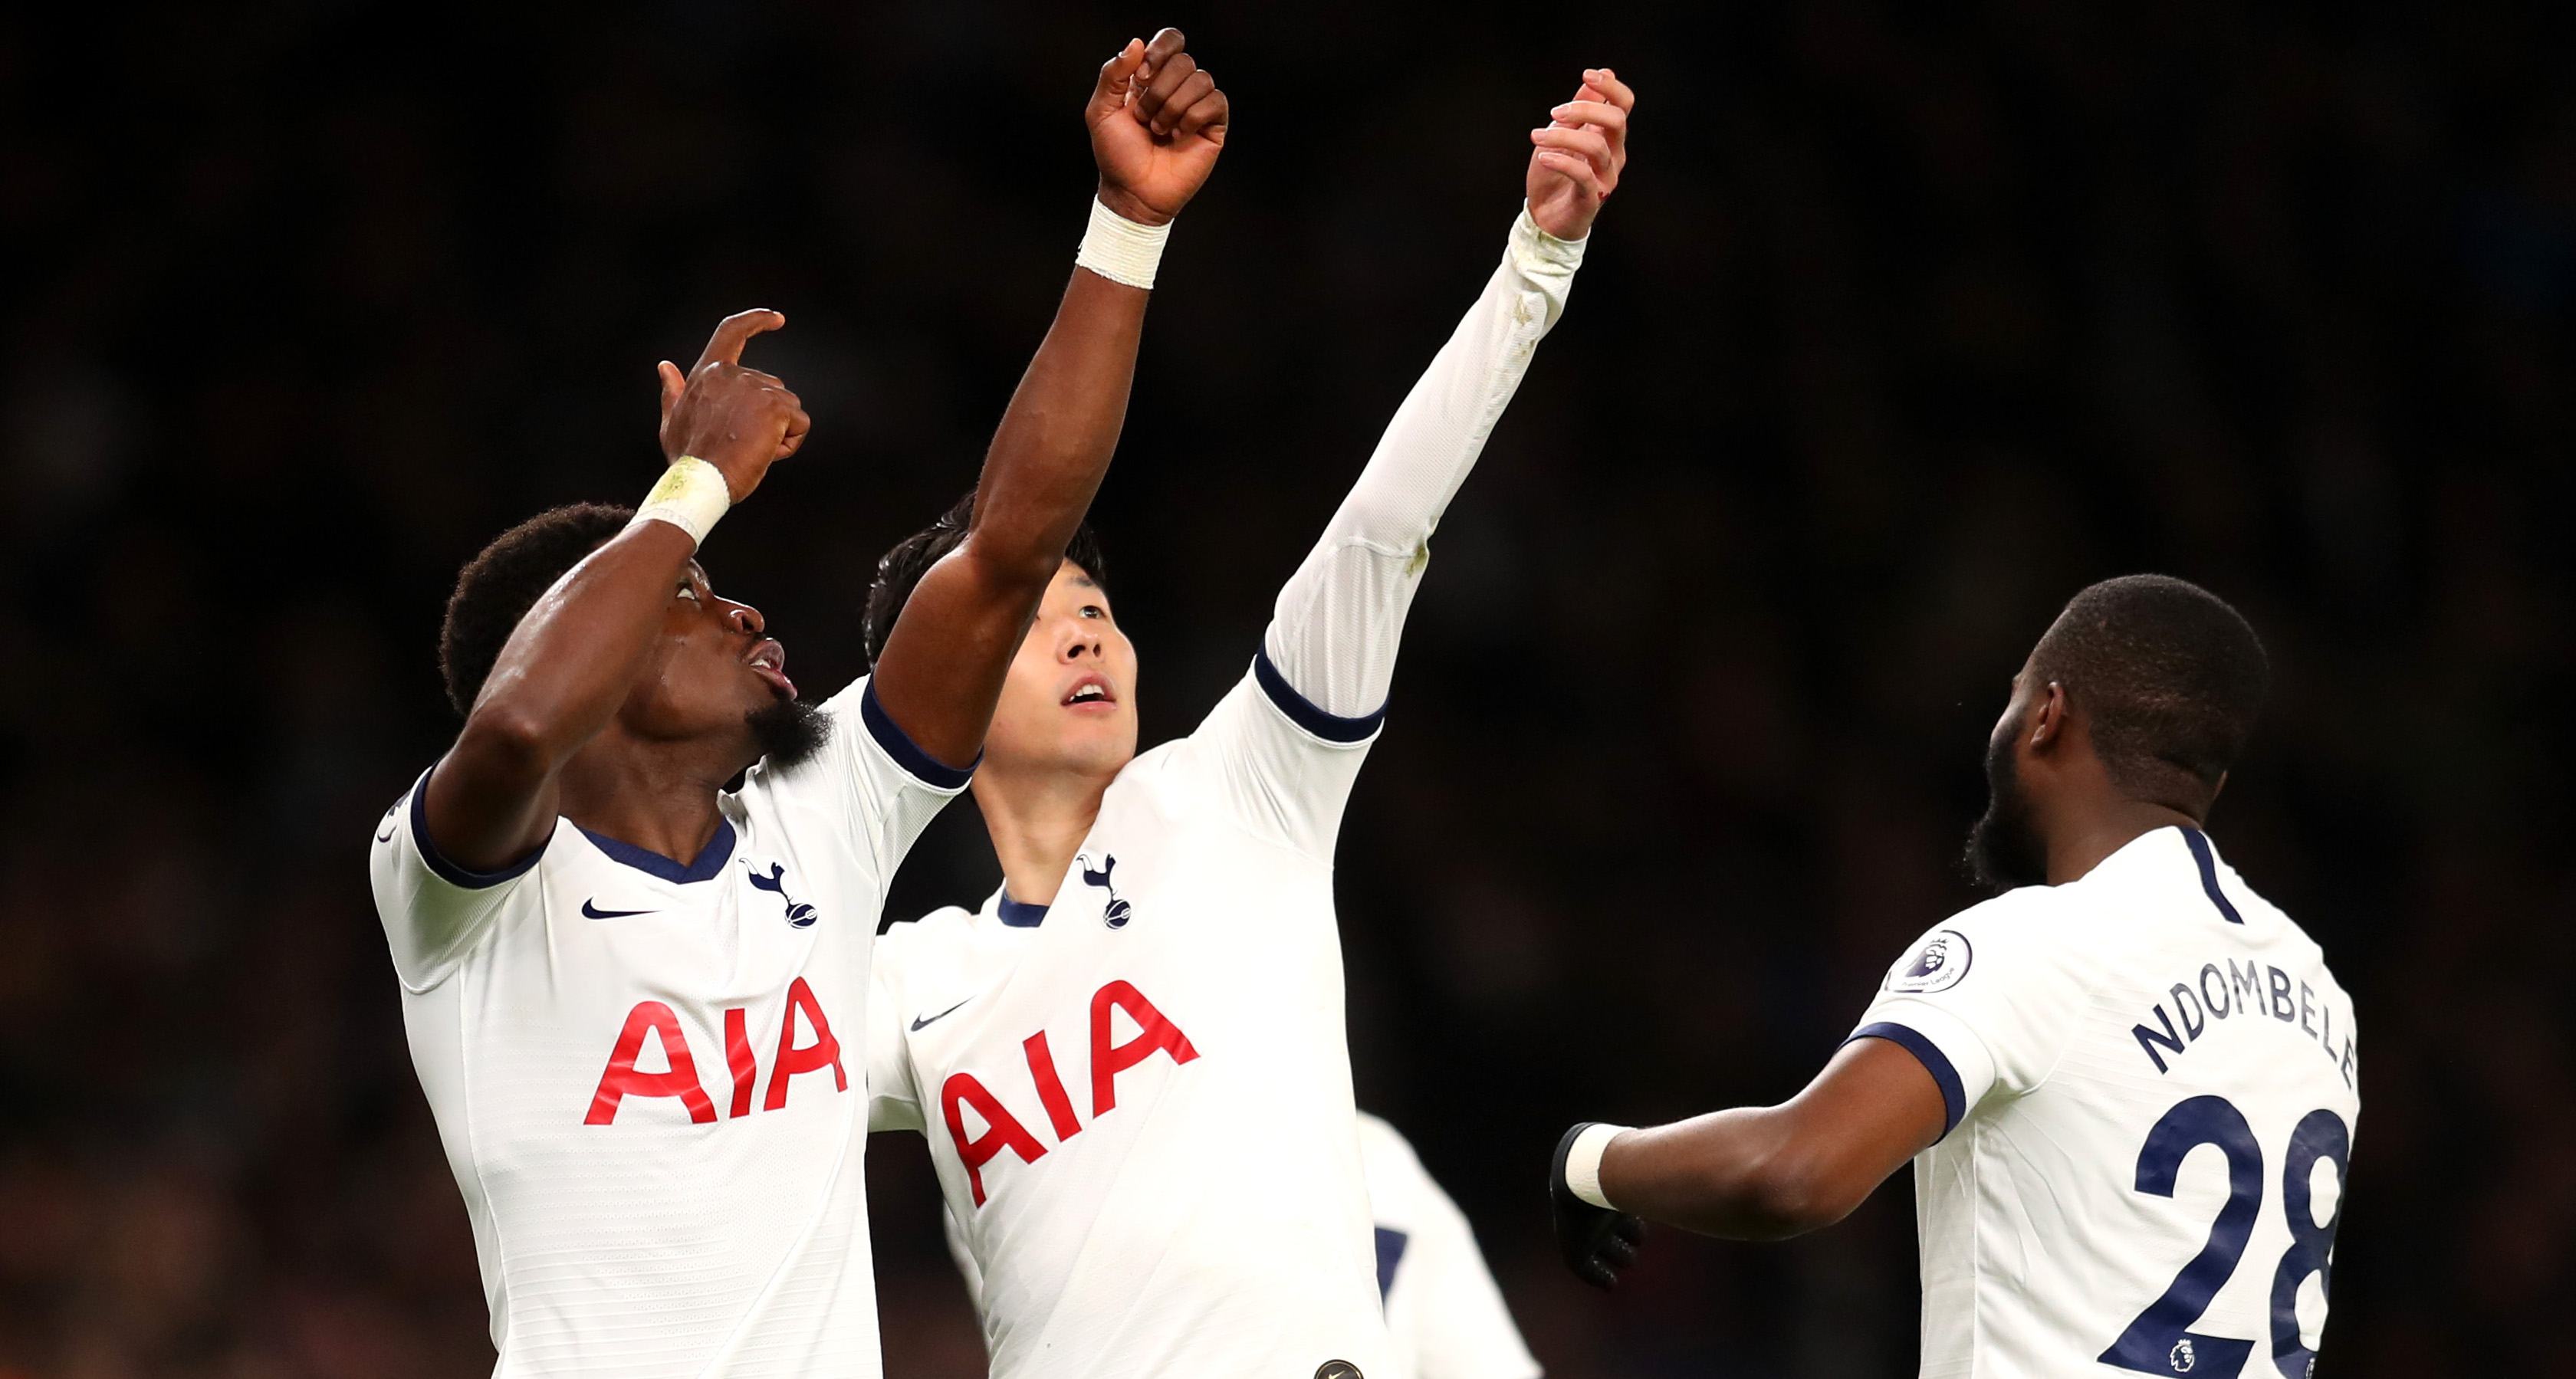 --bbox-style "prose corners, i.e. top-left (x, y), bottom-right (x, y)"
top-left (631, 456), bottom-right (732, 549)
top-left (1565, 1122), bottom-right (1631, 1210)
top-left (1076, 196), bottom-right (1172, 290)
